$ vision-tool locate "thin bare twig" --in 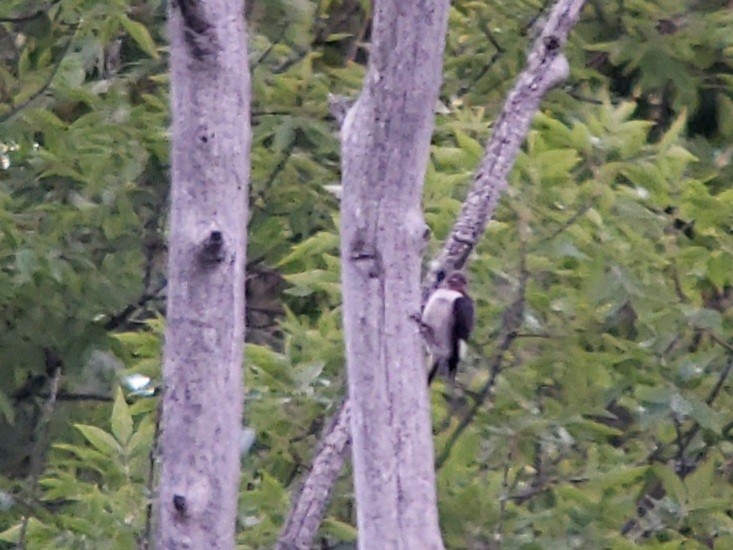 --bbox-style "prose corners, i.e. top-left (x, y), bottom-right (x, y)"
top-left (105, 282), bottom-right (167, 331)
top-left (566, 85), bottom-right (604, 104)
top-left (647, 345), bottom-right (733, 465)
top-left (251, 140), bottom-right (296, 213)
top-left (676, 355), bottom-right (733, 456)
top-left (14, 391), bottom-right (113, 403)
top-left (514, 332), bottom-right (553, 339)
top-left (670, 262), bottom-right (689, 303)
top-left (494, 448), bottom-right (513, 543)
top-left (709, 332), bottom-right (733, 354)
top-left (139, 400), bottom-right (162, 550)
top-left (537, 193), bottom-right (598, 245)
top-left (253, 25), bottom-right (289, 67)
top-left (454, 21), bottom-right (506, 98)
